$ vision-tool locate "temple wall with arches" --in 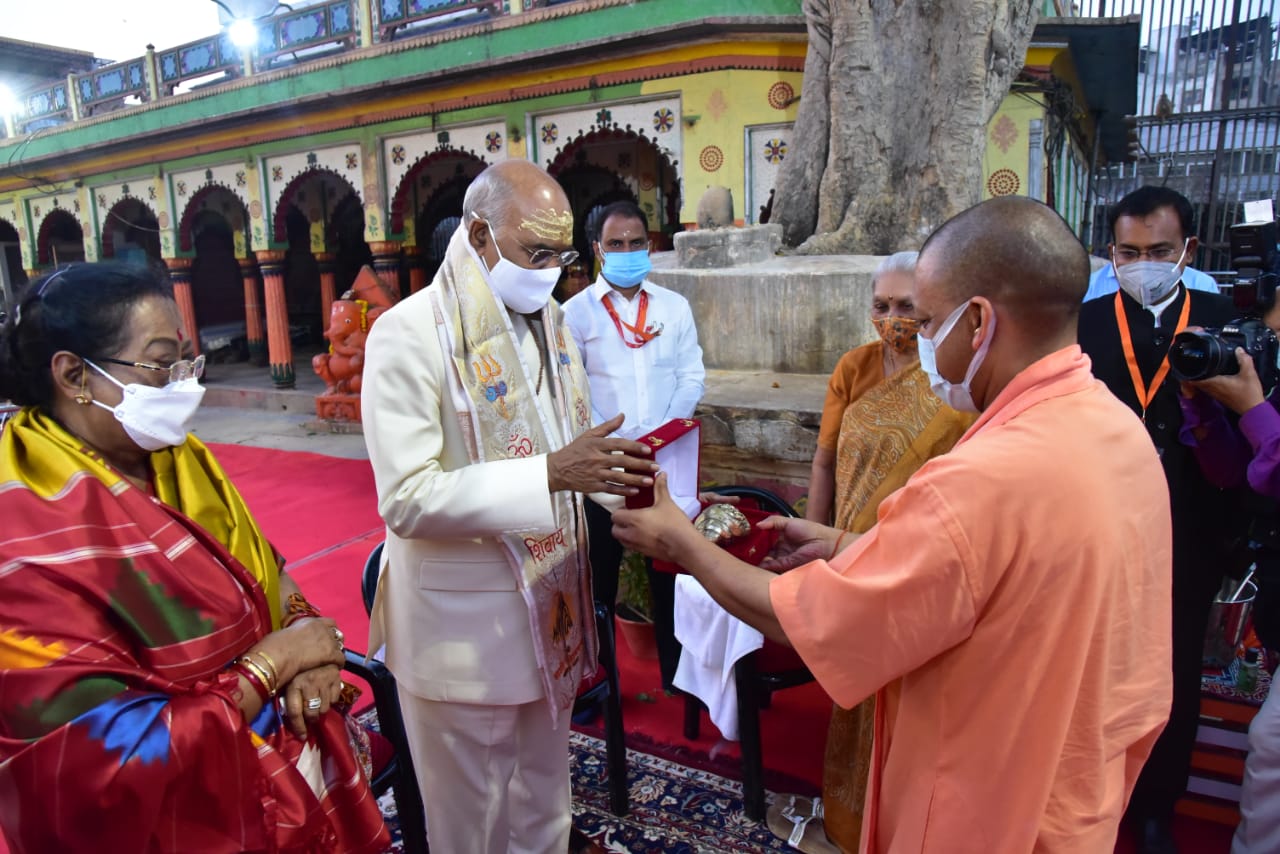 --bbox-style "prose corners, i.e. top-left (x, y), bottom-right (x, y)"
top-left (0, 51), bottom-right (803, 389)
top-left (0, 67), bottom-right (804, 262)
top-left (0, 1), bottom-right (1090, 390)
